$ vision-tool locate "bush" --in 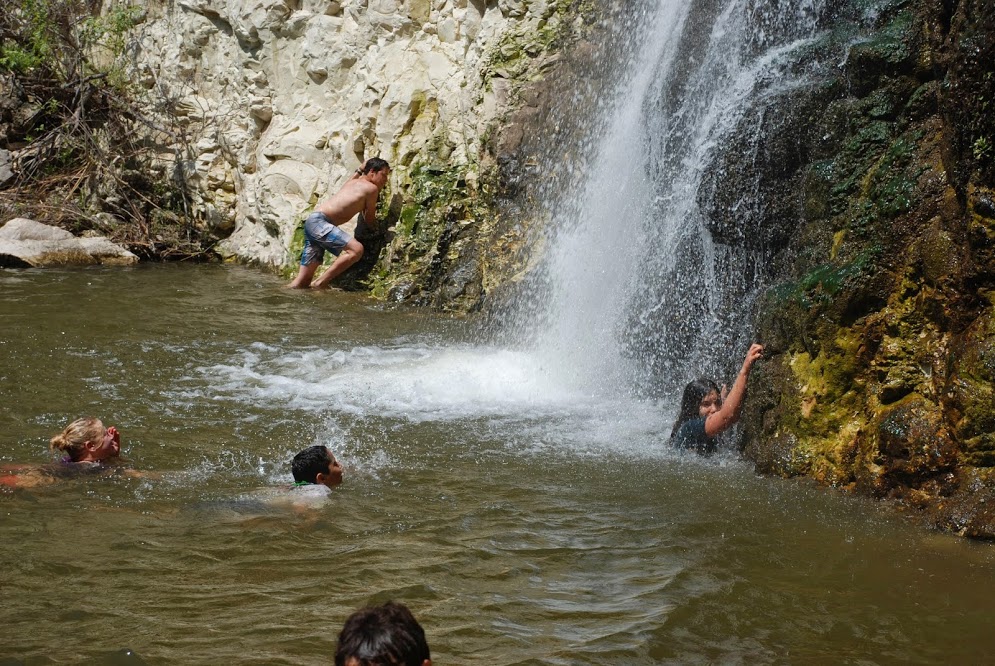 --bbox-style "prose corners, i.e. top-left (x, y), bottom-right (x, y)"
top-left (0, 1), bottom-right (213, 259)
